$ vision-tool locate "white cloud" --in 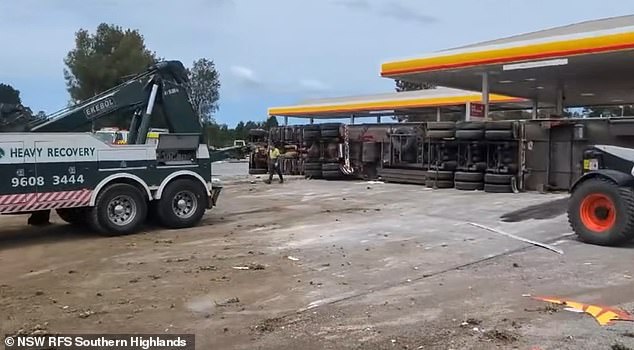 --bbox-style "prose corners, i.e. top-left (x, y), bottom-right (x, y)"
top-left (299, 79), bottom-right (331, 92)
top-left (229, 65), bottom-right (261, 86)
